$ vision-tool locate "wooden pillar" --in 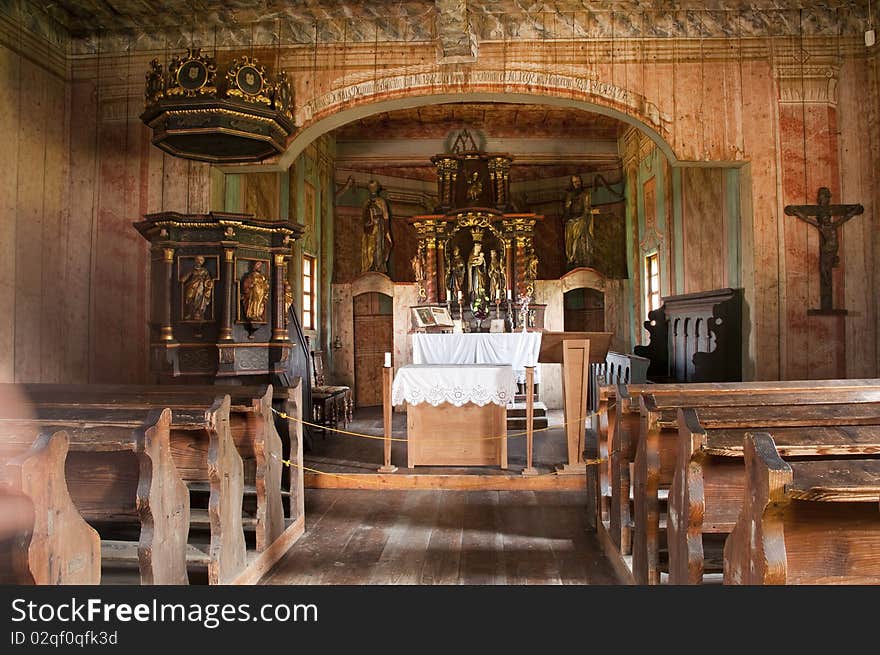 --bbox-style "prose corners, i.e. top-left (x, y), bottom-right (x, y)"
top-left (424, 236), bottom-right (438, 303)
top-left (271, 253), bottom-right (287, 341)
top-left (522, 365), bottom-right (538, 476)
top-left (159, 247), bottom-right (176, 342)
top-left (378, 358), bottom-right (397, 473)
top-left (557, 339), bottom-right (590, 475)
top-left (219, 247), bottom-right (235, 341)
top-left (436, 238), bottom-right (447, 304)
